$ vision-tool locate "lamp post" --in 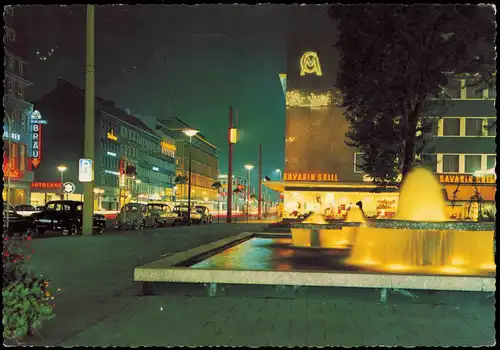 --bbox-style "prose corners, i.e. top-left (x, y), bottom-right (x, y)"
top-left (275, 169), bottom-right (282, 181)
top-left (4, 111), bottom-right (12, 229)
top-left (244, 164), bottom-right (254, 222)
top-left (182, 128), bottom-right (199, 225)
top-left (135, 179), bottom-right (141, 203)
top-left (57, 165), bottom-right (68, 199)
